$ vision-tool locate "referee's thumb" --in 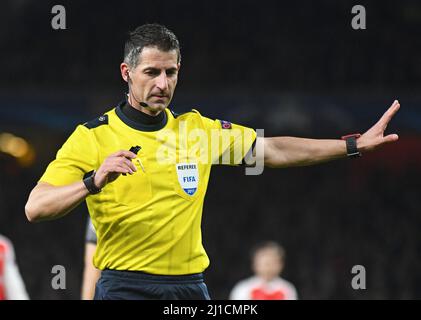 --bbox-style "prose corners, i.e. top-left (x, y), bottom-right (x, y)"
top-left (383, 134), bottom-right (399, 144)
